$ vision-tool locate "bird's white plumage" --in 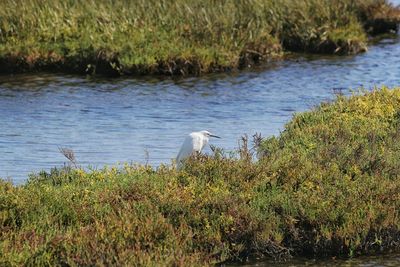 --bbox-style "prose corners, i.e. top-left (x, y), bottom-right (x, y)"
top-left (176, 130), bottom-right (219, 169)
